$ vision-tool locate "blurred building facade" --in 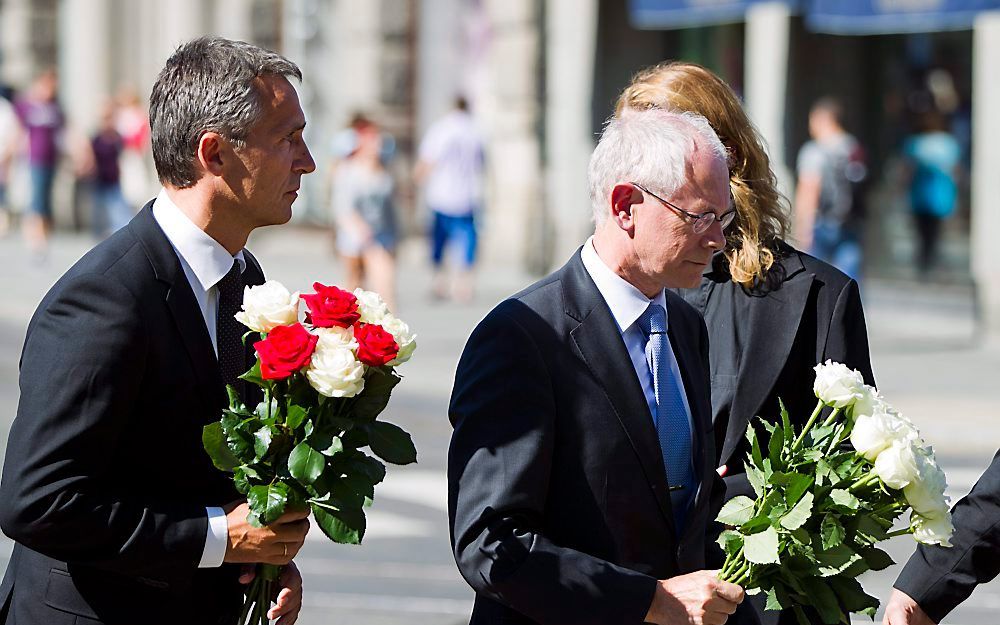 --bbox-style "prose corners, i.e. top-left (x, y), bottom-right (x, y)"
top-left (1, 0), bottom-right (999, 332)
